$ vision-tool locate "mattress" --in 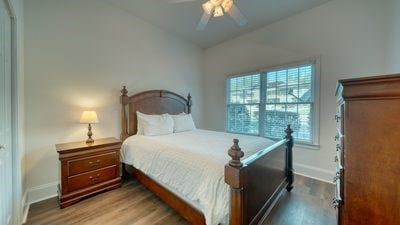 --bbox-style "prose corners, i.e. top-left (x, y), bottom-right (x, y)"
top-left (121, 129), bottom-right (275, 225)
